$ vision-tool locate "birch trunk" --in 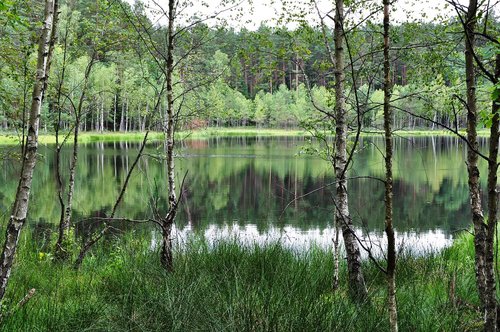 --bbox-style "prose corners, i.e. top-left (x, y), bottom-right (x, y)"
top-left (332, 213), bottom-right (340, 290)
top-left (113, 94), bottom-right (117, 132)
top-left (334, 0), bottom-right (367, 301)
top-left (463, 1), bottom-right (496, 330)
top-left (119, 98), bottom-right (125, 131)
top-left (0, 0), bottom-right (58, 302)
top-left (100, 98), bottom-right (104, 132)
top-left (125, 99), bottom-right (129, 132)
top-left (383, 1), bottom-right (398, 330)
top-left (160, 0), bottom-right (178, 272)
top-left (484, 52), bottom-right (500, 332)
top-left (142, 103), bottom-right (148, 131)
